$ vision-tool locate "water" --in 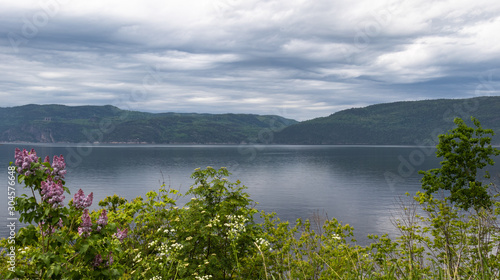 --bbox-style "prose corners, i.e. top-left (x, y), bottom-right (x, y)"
top-left (3, 143), bottom-right (495, 245)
